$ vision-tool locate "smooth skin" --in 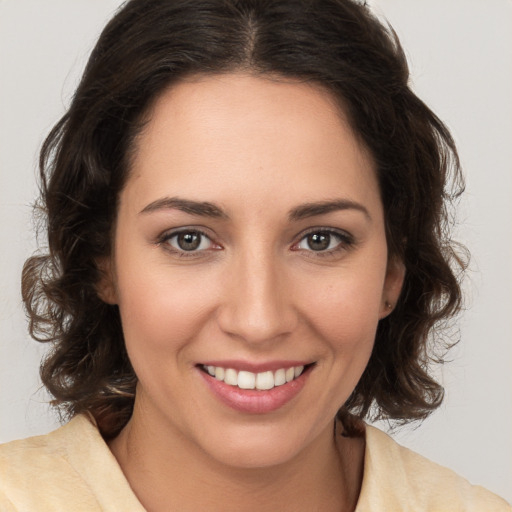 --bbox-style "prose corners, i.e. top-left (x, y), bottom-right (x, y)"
top-left (102, 73), bottom-right (404, 512)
